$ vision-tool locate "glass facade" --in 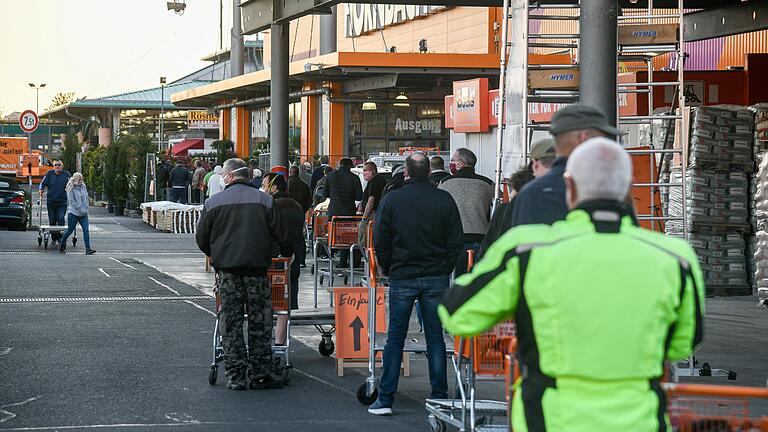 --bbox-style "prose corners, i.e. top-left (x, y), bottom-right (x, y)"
top-left (347, 101), bottom-right (447, 159)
